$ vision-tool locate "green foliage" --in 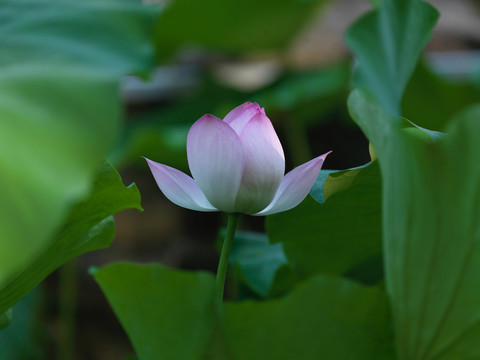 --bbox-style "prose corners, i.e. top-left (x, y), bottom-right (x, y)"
top-left (267, 162), bottom-right (382, 282)
top-left (223, 275), bottom-right (394, 360)
top-left (110, 121), bottom-right (191, 170)
top-left (0, 160), bottom-right (142, 314)
top-left (0, 308), bottom-right (12, 330)
top-left (229, 231), bottom-right (291, 297)
top-left (0, 291), bottom-right (45, 360)
top-left (93, 263), bottom-right (217, 360)
top-left (348, 89), bottom-right (480, 360)
top-left (43, 0), bottom-right (480, 359)
top-left (345, 0), bottom-right (439, 115)
top-left (111, 78), bottom-right (244, 169)
top-left (253, 63), bottom-right (350, 125)
top-left (93, 263), bottom-right (395, 360)
top-left (402, 62), bottom-right (480, 131)
top-left (0, 0), bottom-right (156, 289)
top-left (113, 63), bottom-right (349, 170)
top-left (346, 0), bottom-right (480, 357)
top-left (155, 0), bottom-right (331, 59)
